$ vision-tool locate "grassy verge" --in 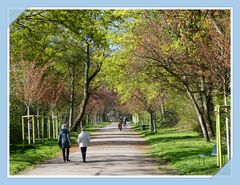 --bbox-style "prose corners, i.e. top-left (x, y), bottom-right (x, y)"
top-left (10, 122), bottom-right (110, 175)
top-left (10, 140), bottom-right (60, 175)
top-left (134, 125), bottom-right (224, 175)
